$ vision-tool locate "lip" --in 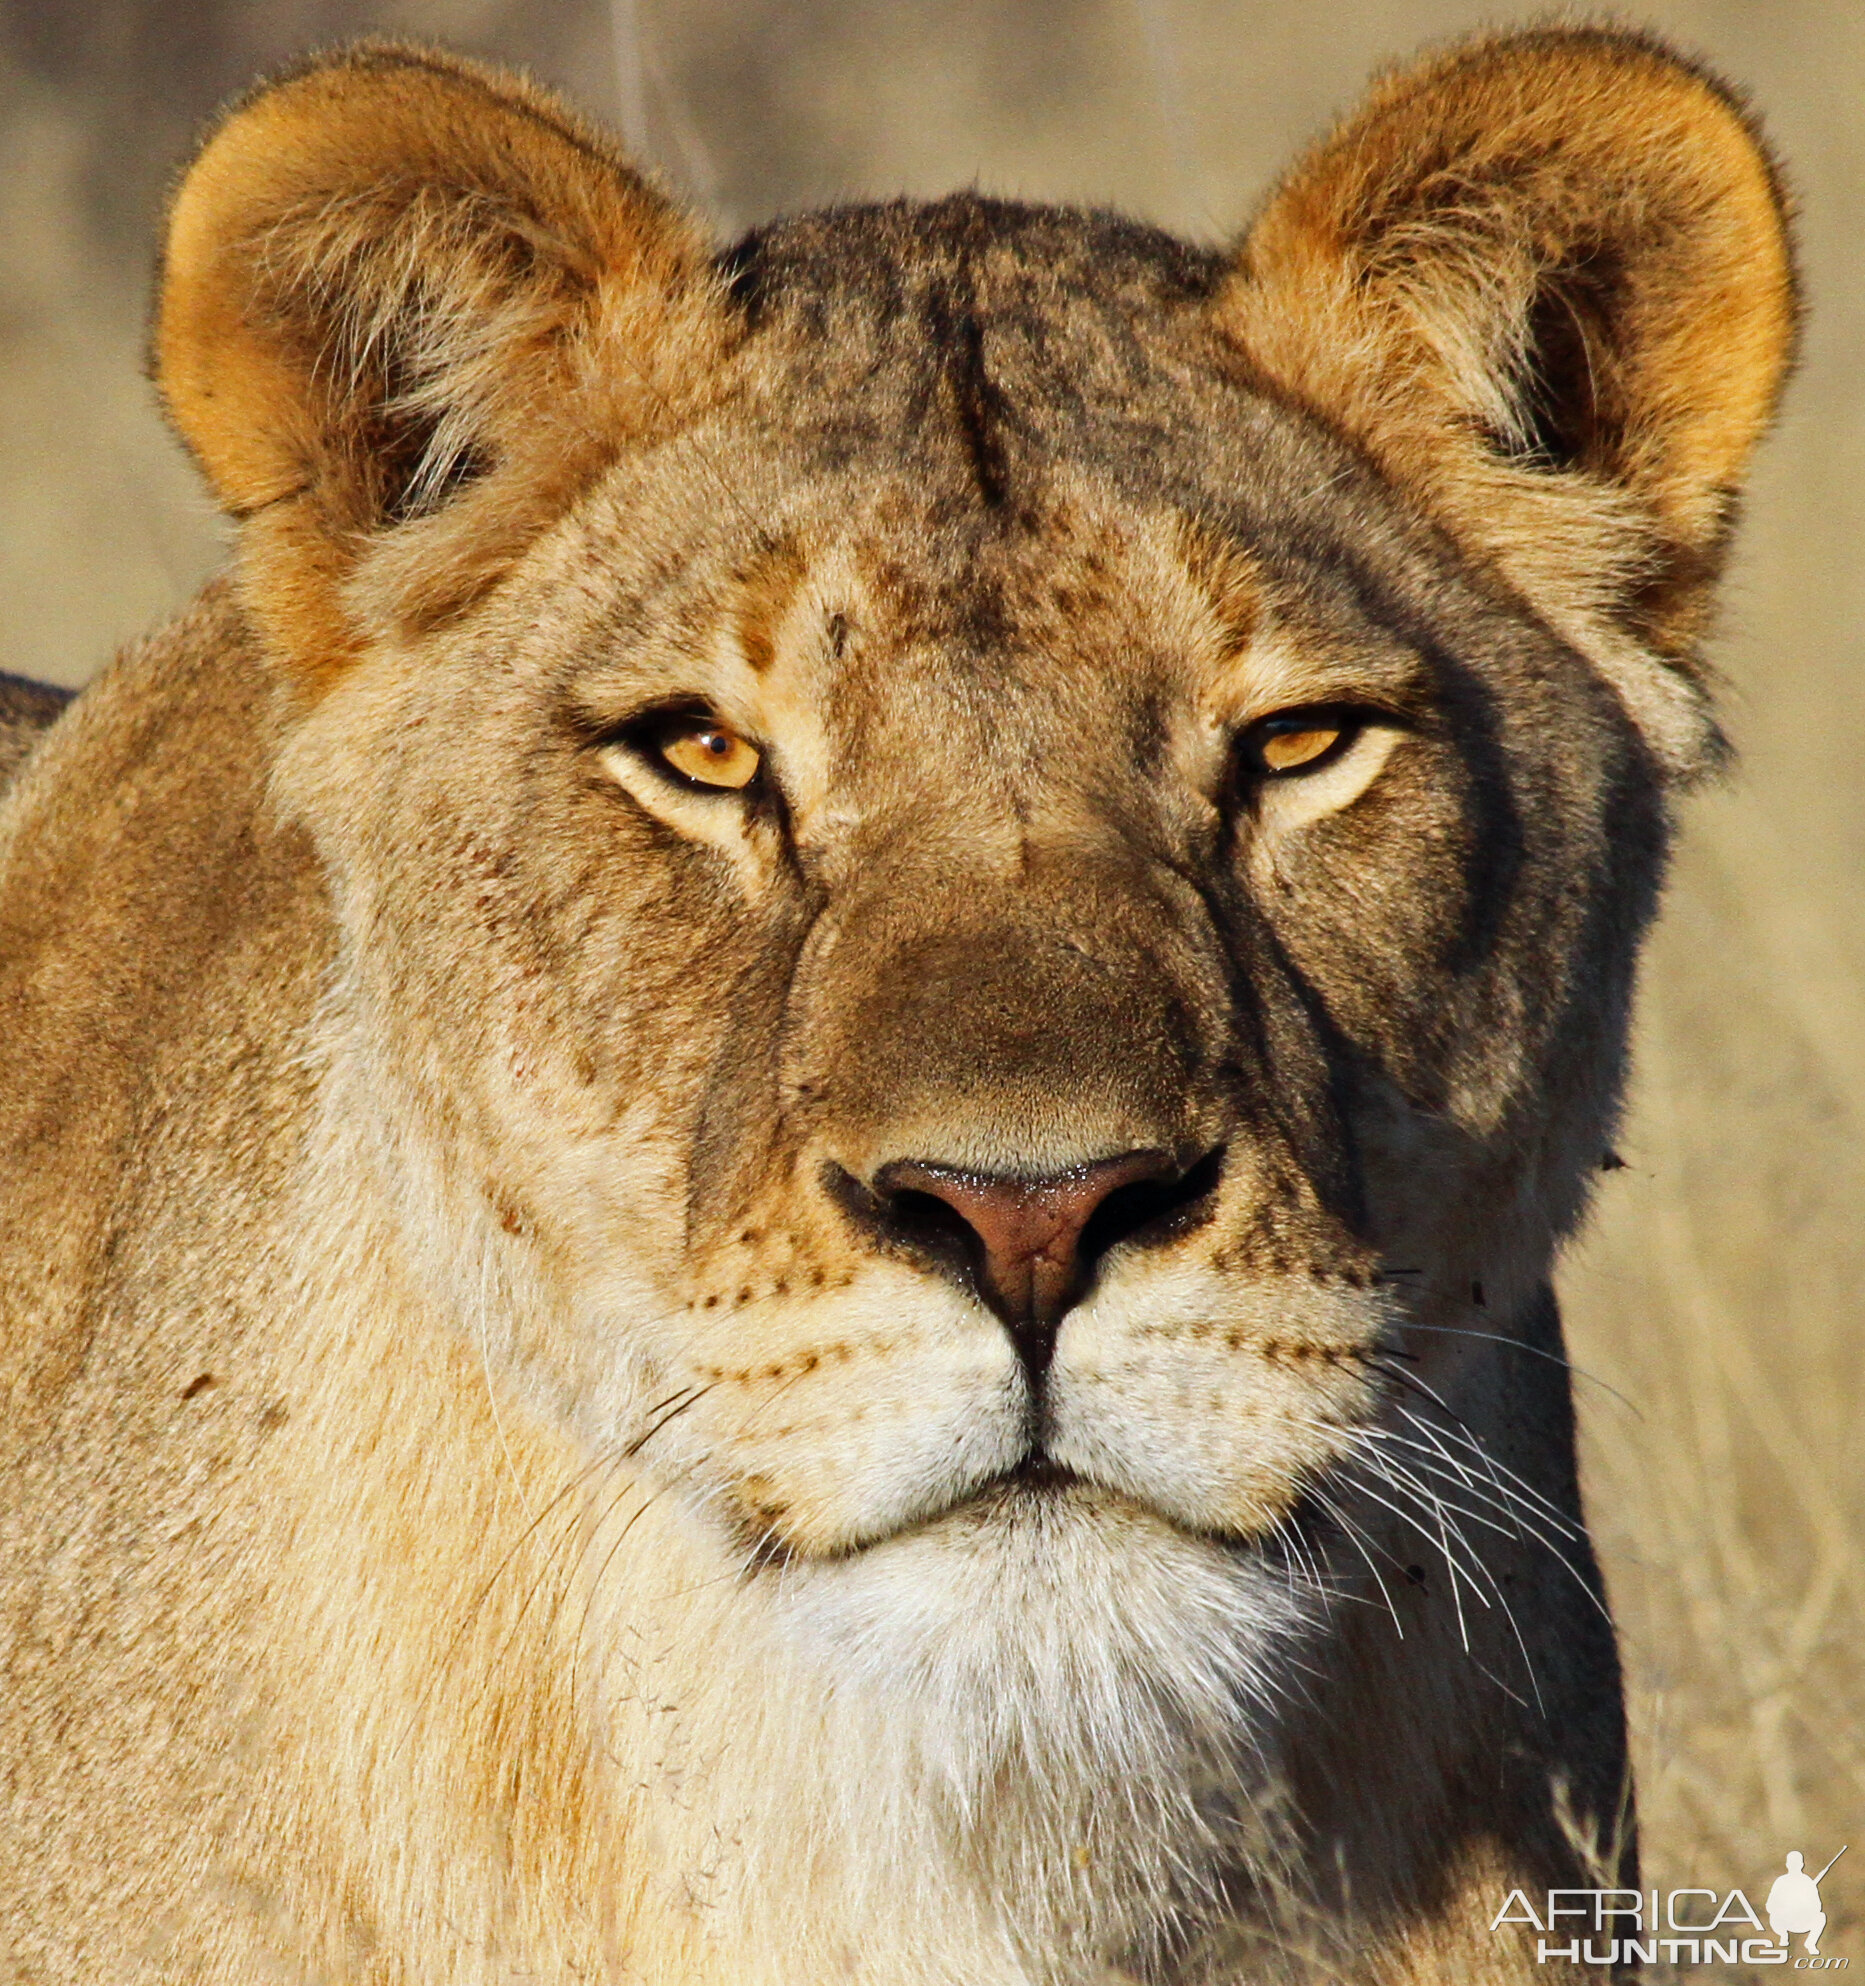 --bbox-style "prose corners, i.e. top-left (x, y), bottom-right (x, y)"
top-left (744, 1458), bottom-right (1098, 1568)
top-left (927, 1450), bottom-right (1318, 1556)
top-left (886, 1454), bottom-right (1173, 1545)
top-left (740, 1429), bottom-right (1323, 1571)
top-left (997, 1453), bottom-right (1080, 1493)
